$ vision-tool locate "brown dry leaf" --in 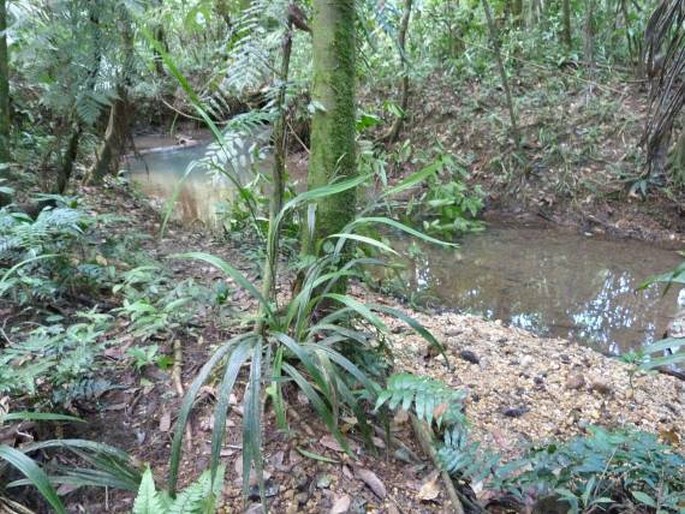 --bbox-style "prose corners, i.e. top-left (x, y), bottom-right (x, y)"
top-left (659, 427), bottom-right (681, 445)
top-left (158, 411), bottom-right (171, 432)
top-left (329, 494), bottom-right (351, 514)
top-left (320, 434), bottom-right (344, 452)
top-left (356, 468), bottom-right (387, 499)
top-left (417, 472), bottom-right (440, 502)
top-left (433, 402), bottom-right (449, 420)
